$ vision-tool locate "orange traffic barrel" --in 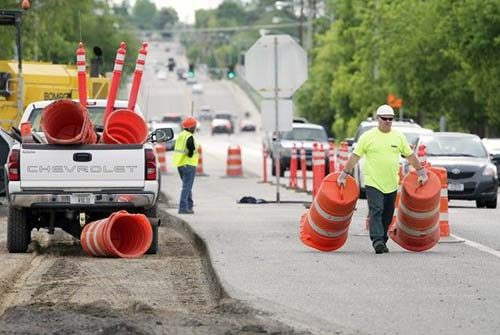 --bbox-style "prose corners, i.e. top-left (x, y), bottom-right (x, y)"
top-left (41, 99), bottom-right (97, 144)
top-left (154, 144), bottom-right (167, 174)
top-left (300, 172), bottom-right (359, 251)
top-left (389, 170), bottom-right (441, 252)
top-left (429, 166), bottom-right (451, 237)
top-left (226, 145), bottom-right (243, 176)
top-left (81, 210), bottom-right (152, 258)
top-left (101, 109), bottom-right (148, 144)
